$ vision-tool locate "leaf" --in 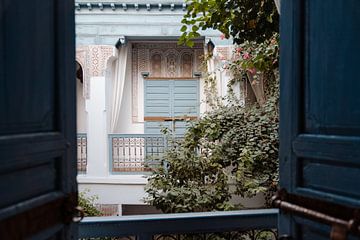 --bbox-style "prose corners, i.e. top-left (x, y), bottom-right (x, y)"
top-left (192, 25), bottom-right (199, 32)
